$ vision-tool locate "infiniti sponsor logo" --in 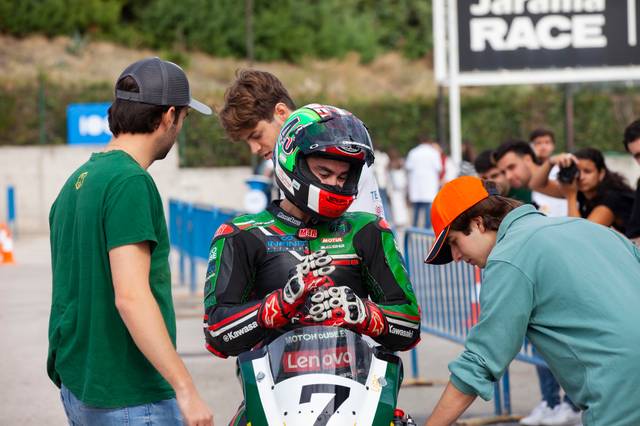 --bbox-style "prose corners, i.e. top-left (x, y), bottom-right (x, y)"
top-left (221, 321), bottom-right (258, 342)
